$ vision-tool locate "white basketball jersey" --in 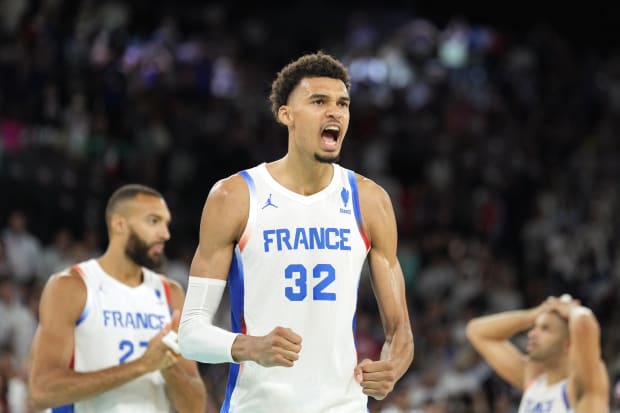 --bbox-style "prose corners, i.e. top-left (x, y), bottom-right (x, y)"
top-left (518, 375), bottom-right (574, 413)
top-left (222, 163), bottom-right (371, 413)
top-left (50, 259), bottom-right (173, 413)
